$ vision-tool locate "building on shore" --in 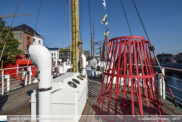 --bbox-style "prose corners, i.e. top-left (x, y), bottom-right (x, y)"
top-left (156, 53), bottom-right (176, 64)
top-left (174, 53), bottom-right (182, 62)
top-left (59, 49), bottom-right (72, 63)
top-left (47, 47), bottom-right (60, 65)
top-left (12, 24), bottom-right (44, 55)
top-left (84, 50), bottom-right (90, 57)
